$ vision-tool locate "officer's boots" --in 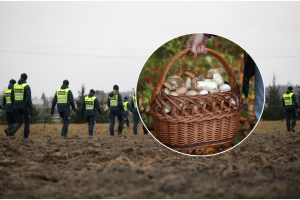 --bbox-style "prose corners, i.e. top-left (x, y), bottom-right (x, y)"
top-left (4, 128), bottom-right (11, 137)
top-left (291, 125), bottom-right (296, 132)
top-left (9, 128), bottom-right (17, 136)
